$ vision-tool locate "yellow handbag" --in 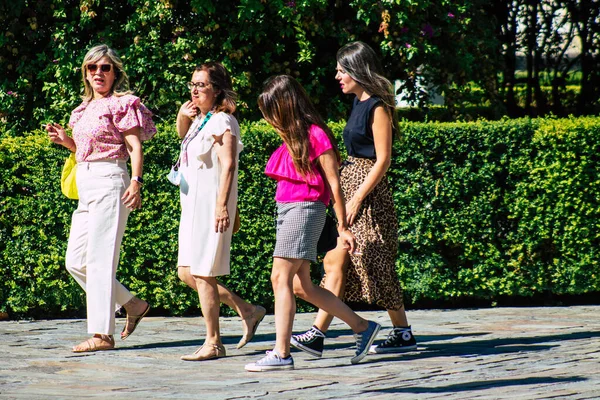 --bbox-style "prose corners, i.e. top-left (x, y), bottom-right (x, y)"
top-left (233, 206), bottom-right (241, 234)
top-left (60, 153), bottom-right (78, 200)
